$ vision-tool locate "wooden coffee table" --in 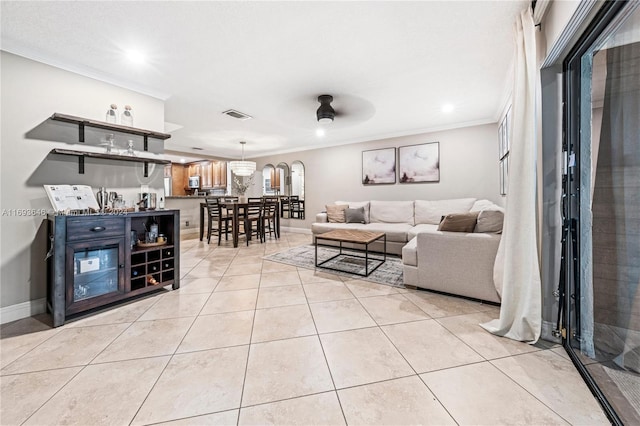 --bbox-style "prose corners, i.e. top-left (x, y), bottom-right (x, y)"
top-left (314, 229), bottom-right (386, 277)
